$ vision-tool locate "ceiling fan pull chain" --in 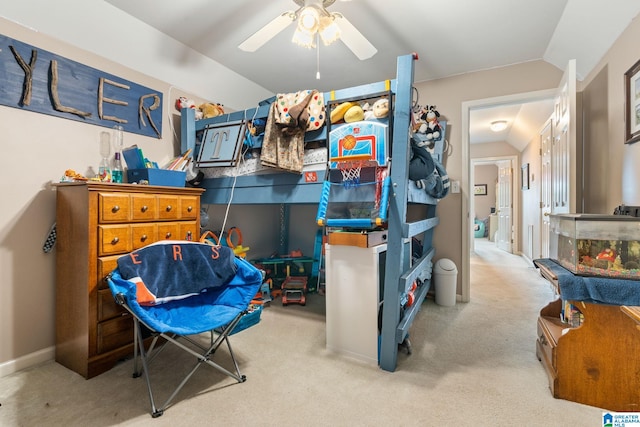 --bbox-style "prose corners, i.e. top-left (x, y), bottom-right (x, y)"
top-left (316, 32), bottom-right (321, 79)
